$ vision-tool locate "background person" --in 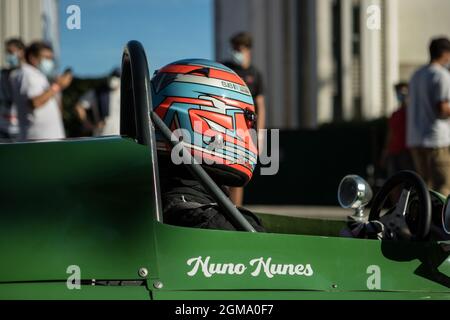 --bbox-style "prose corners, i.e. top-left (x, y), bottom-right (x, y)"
top-left (381, 82), bottom-right (415, 177)
top-left (223, 32), bottom-right (266, 207)
top-left (75, 68), bottom-right (121, 136)
top-left (407, 37), bottom-right (450, 196)
top-left (12, 41), bottom-right (72, 141)
top-left (0, 38), bottom-right (26, 141)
